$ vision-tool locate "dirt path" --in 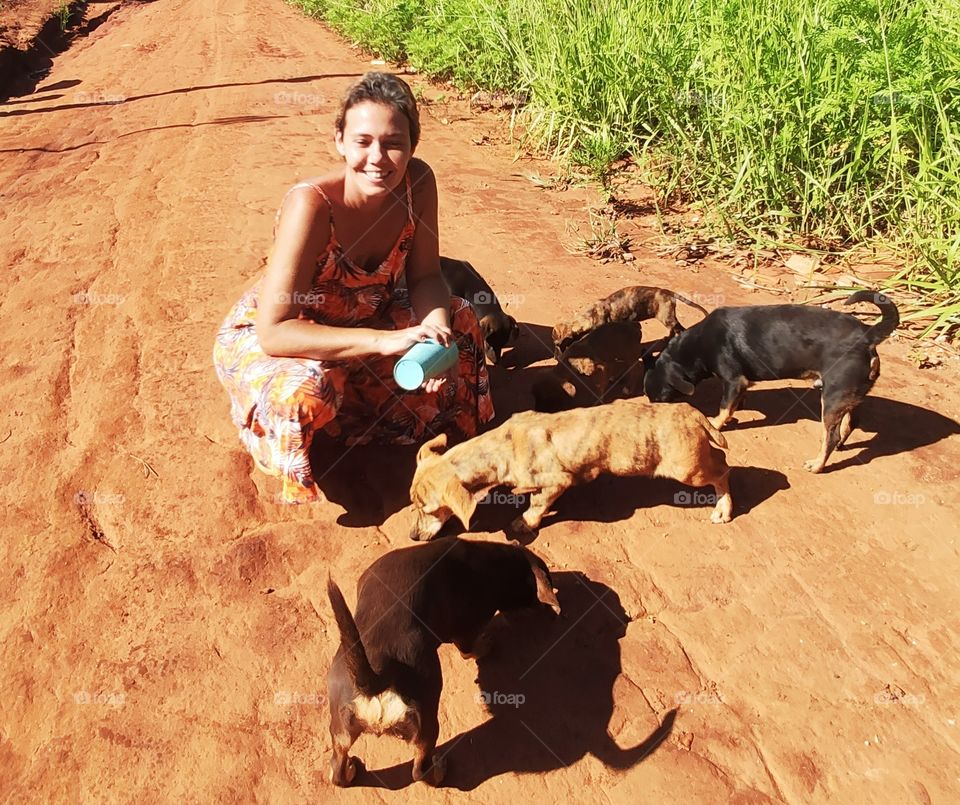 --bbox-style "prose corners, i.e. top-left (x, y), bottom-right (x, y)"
top-left (2, 1), bottom-right (959, 801)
